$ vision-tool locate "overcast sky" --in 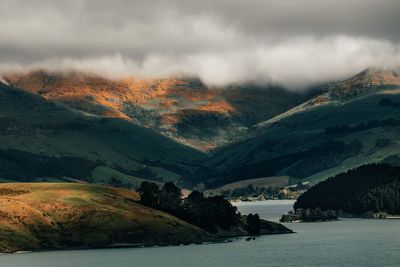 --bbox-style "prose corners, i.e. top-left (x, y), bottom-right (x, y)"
top-left (0, 0), bottom-right (399, 88)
